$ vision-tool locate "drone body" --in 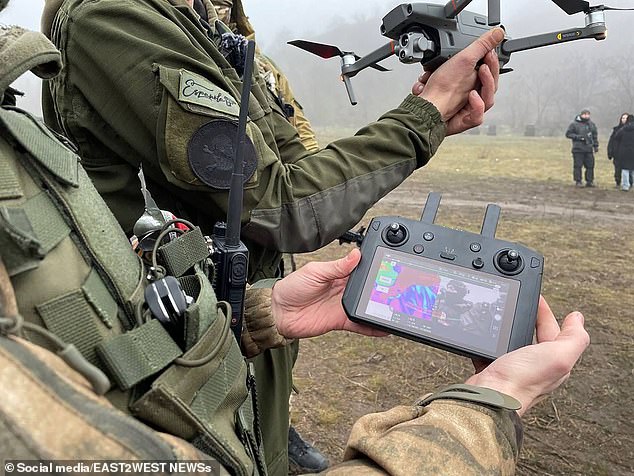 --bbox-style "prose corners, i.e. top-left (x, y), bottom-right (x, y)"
top-left (289, 1), bottom-right (627, 105)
